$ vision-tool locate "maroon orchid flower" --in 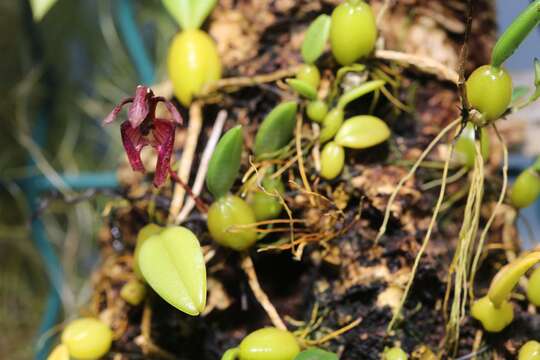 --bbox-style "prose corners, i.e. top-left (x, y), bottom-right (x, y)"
top-left (103, 85), bottom-right (183, 187)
